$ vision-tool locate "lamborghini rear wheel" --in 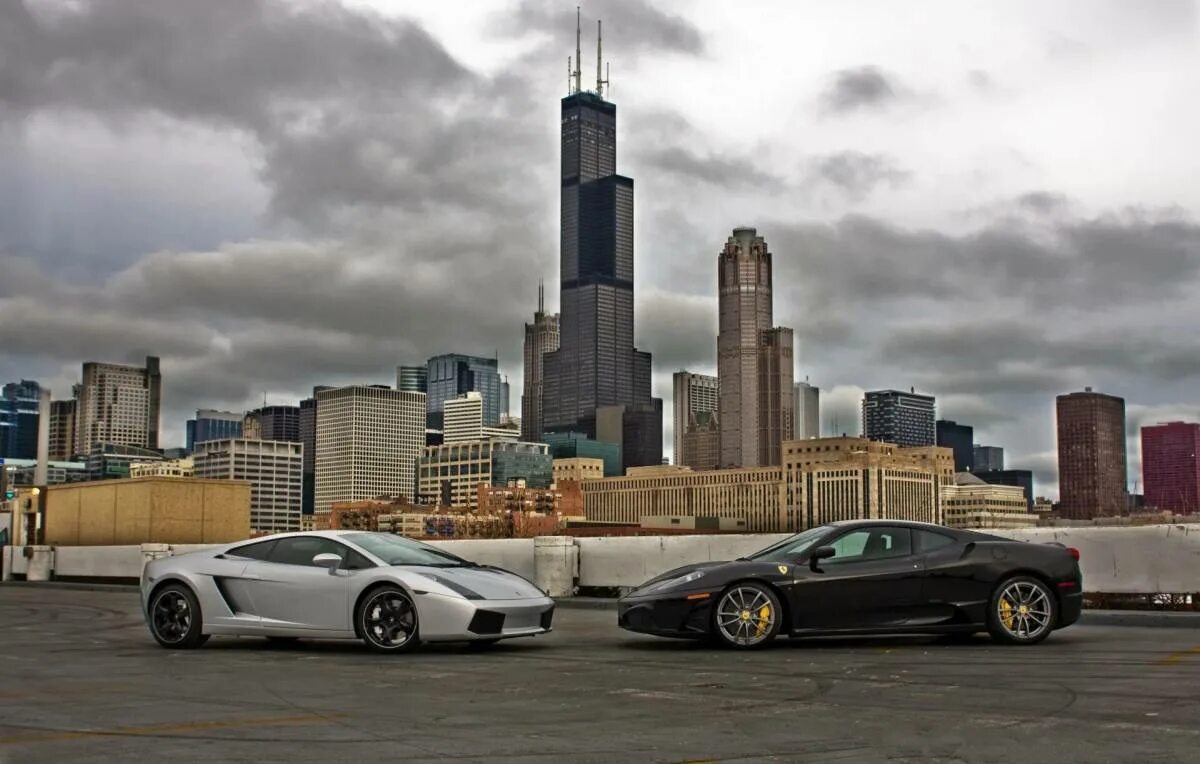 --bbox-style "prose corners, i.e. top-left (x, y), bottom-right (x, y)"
top-left (711, 583), bottom-right (782, 649)
top-left (149, 583), bottom-right (208, 649)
